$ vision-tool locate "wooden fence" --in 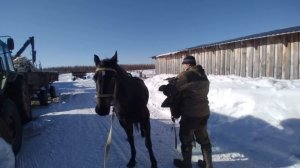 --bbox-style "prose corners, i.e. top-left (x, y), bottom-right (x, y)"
top-left (154, 32), bottom-right (300, 79)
